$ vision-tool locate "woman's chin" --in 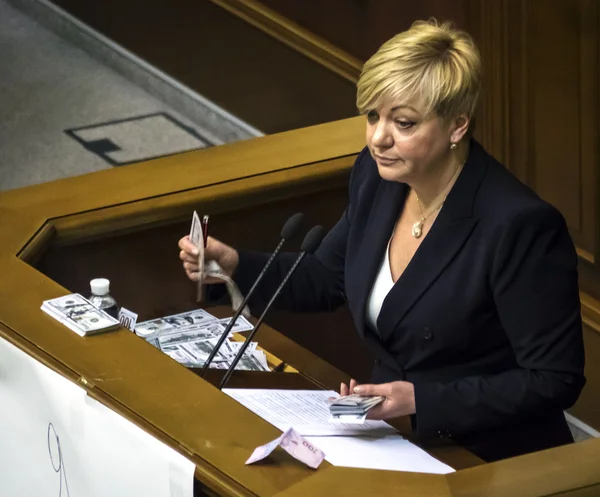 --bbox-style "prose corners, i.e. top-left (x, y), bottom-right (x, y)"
top-left (377, 164), bottom-right (408, 183)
